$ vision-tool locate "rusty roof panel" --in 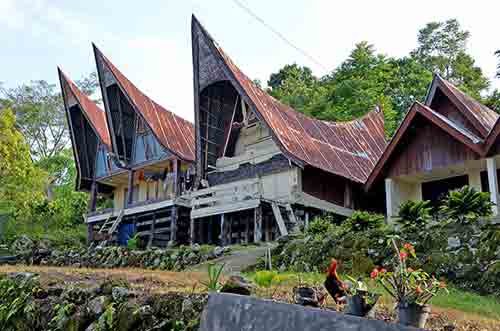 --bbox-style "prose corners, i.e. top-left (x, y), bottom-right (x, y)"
top-left (192, 17), bottom-right (387, 183)
top-left (59, 69), bottom-right (111, 149)
top-left (94, 47), bottom-right (195, 162)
